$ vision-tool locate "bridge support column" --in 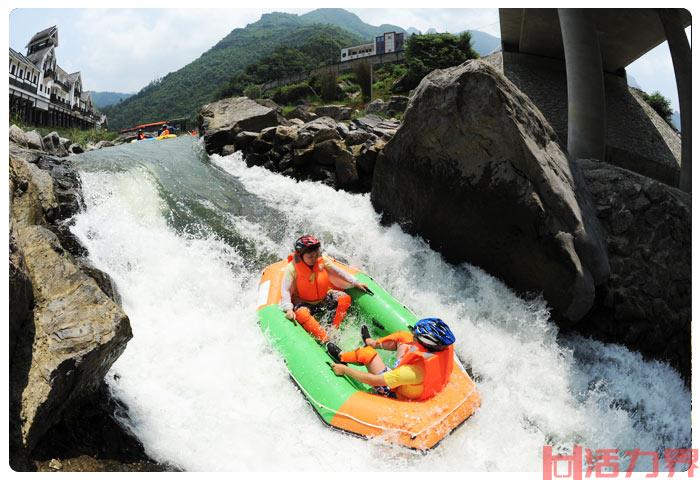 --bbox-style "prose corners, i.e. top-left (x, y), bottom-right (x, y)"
top-left (558, 8), bottom-right (606, 161)
top-left (659, 9), bottom-right (692, 193)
